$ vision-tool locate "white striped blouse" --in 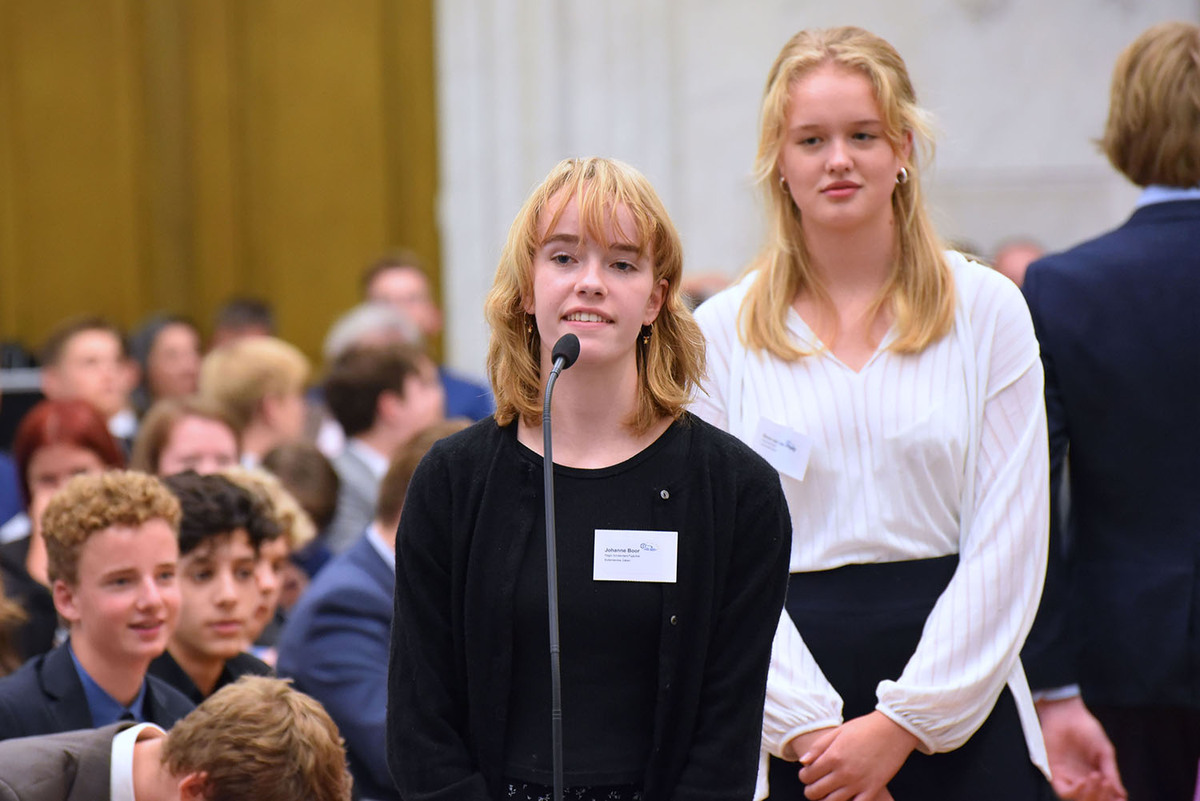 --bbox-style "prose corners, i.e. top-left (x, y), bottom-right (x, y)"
top-left (692, 253), bottom-right (1049, 766)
